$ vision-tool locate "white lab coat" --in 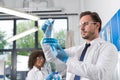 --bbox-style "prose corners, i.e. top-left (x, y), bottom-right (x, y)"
top-left (112, 52), bottom-right (120, 80)
top-left (26, 66), bottom-right (45, 80)
top-left (26, 62), bottom-right (52, 80)
top-left (41, 37), bottom-right (118, 80)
